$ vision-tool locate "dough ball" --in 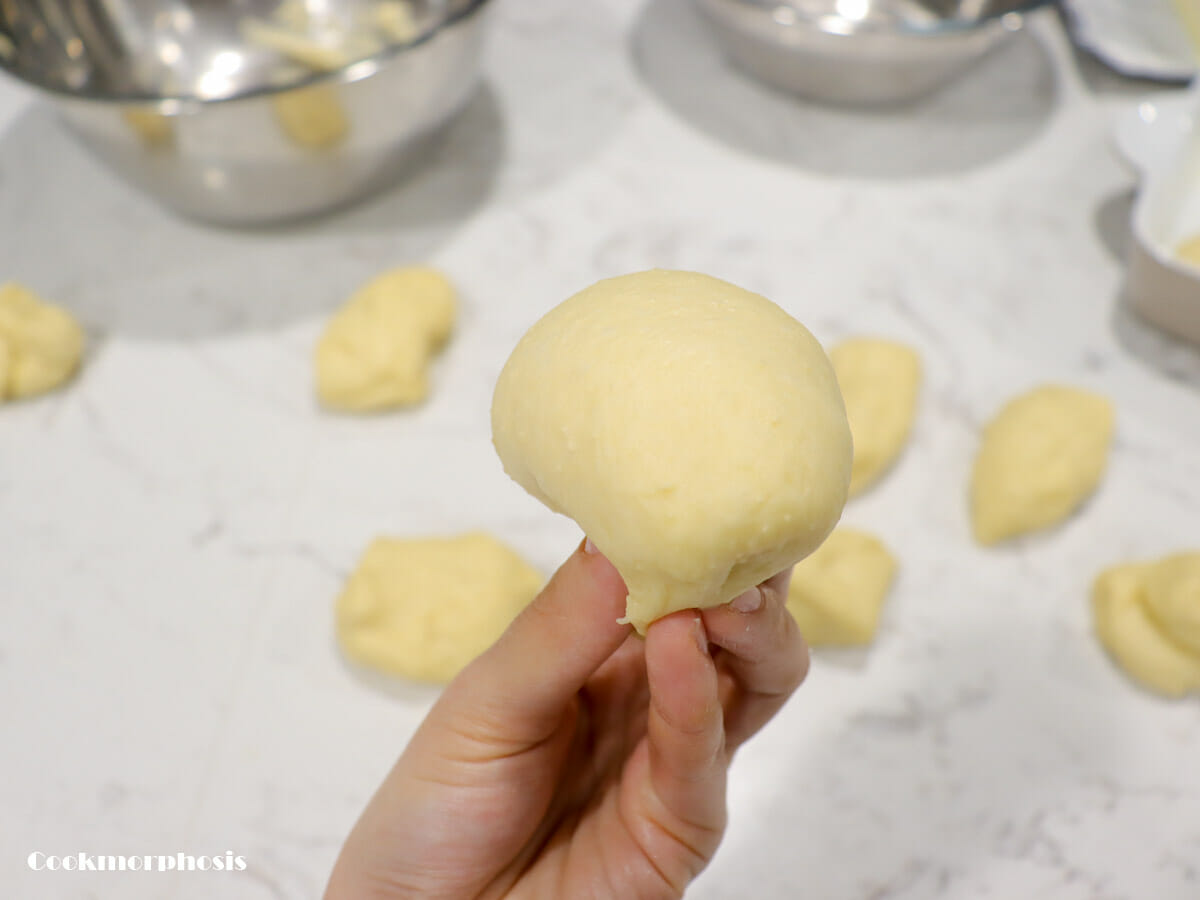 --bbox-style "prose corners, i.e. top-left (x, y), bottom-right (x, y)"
top-left (970, 385), bottom-right (1113, 545)
top-left (1092, 560), bottom-right (1200, 698)
top-left (830, 337), bottom-right (921, 497)
top-left (1143, 552), bottom-right (1200, 657)
top-left (491, 269), bottom-right (852, 634)
top-left (336, 533), bottom-right (543, 683)
top-left (0, 282), bottom-right (85, 403)
top-left (273, 85), bottom-right (349, 148)
top-left (785, 527), bottom-right (896, 646)
top-left (315, 265), bottom-right (455, 411)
